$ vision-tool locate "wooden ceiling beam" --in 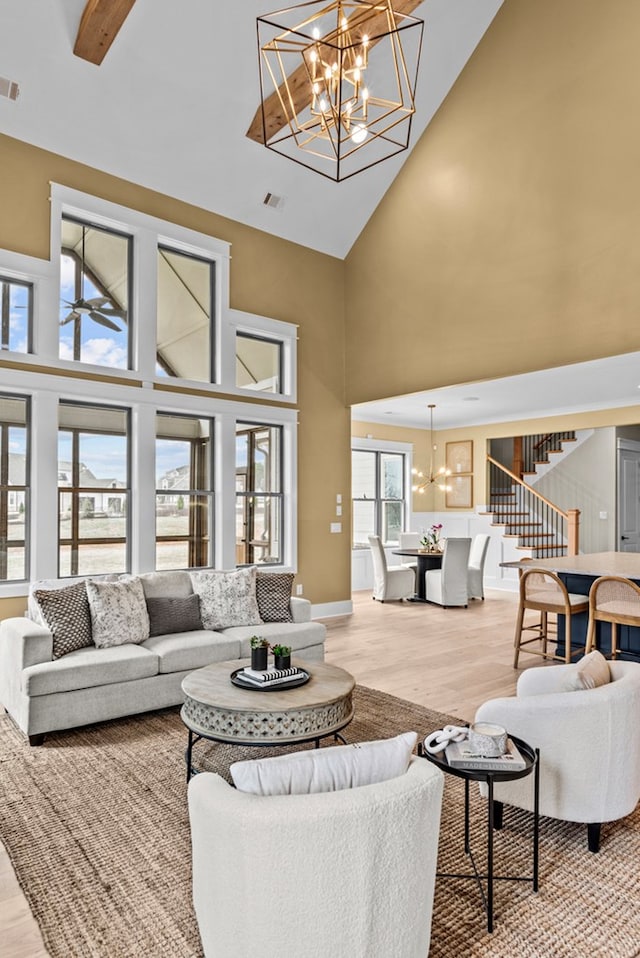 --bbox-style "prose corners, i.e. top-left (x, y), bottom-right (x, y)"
top-left (73, 0), bottom-right (138, 66)
top-left (246, 0), bottom-right (423, 145)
